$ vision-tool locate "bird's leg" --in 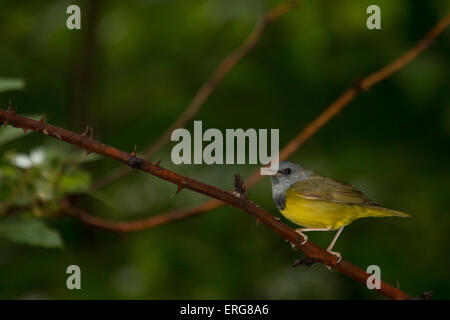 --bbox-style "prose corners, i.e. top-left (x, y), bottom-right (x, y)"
top-left (289, 228), bottom-right (330, 250)
top-left (326, 226), bottom-right (344, 264)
